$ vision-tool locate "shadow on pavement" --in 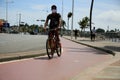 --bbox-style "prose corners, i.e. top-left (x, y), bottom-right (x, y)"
top-left (104, 46), bottom-right (120, 52)
top-left (64, 47), bottom-right (110, 55)
top-left (34, 55), bottom-right (59, 60)
top-left (93, 51), bottom-right (110, 55)
top-left (78, 39), bottom-right (90, 42)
